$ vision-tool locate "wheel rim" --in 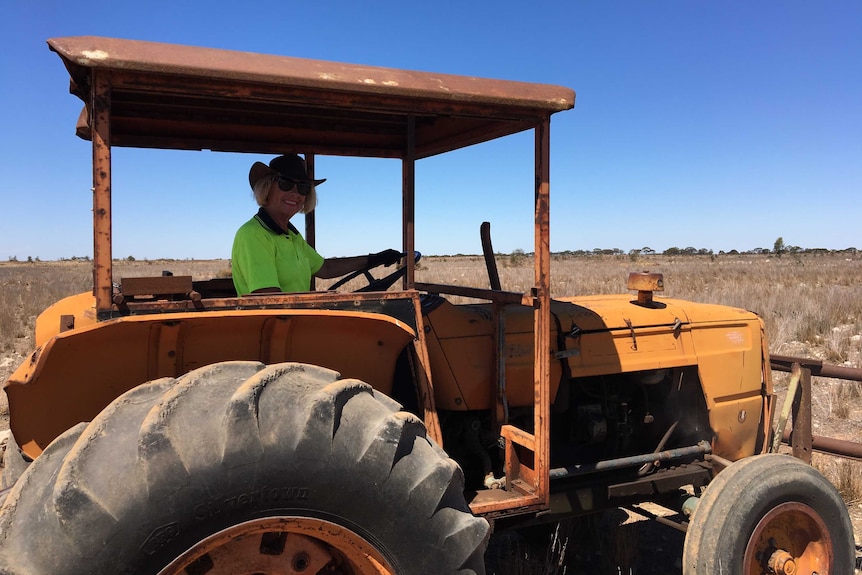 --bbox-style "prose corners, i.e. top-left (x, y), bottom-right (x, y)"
top-left (743, 501), bottom-right (833, 575)
top-left (157, 516), bottom-right (395, 575)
